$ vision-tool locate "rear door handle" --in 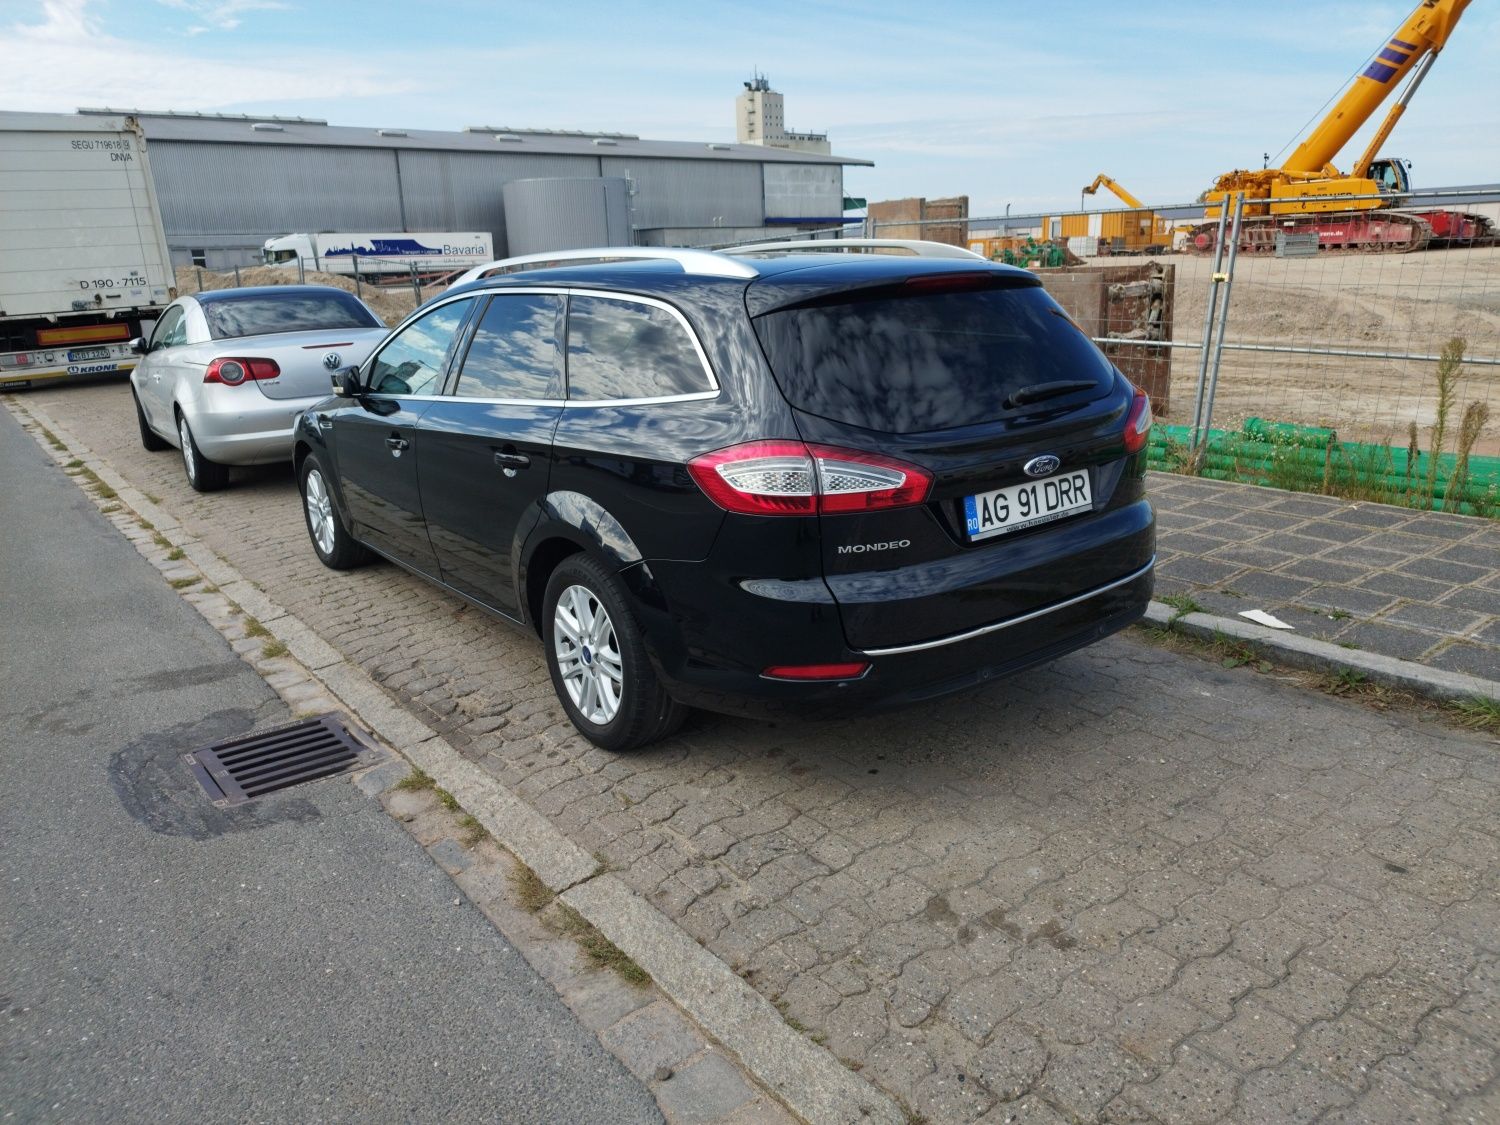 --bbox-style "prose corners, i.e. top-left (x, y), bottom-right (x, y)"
top-left (386, 436), bottom-right (409, 452)
top-left (493, 451), bottom-right (531, 470)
